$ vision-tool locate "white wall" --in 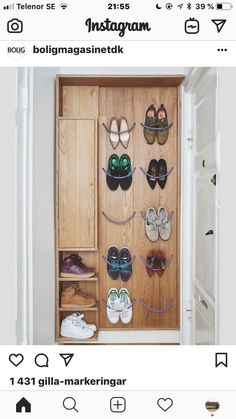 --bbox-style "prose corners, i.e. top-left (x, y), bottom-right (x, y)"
top-left (0, 68), bottom-right (17, 344)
